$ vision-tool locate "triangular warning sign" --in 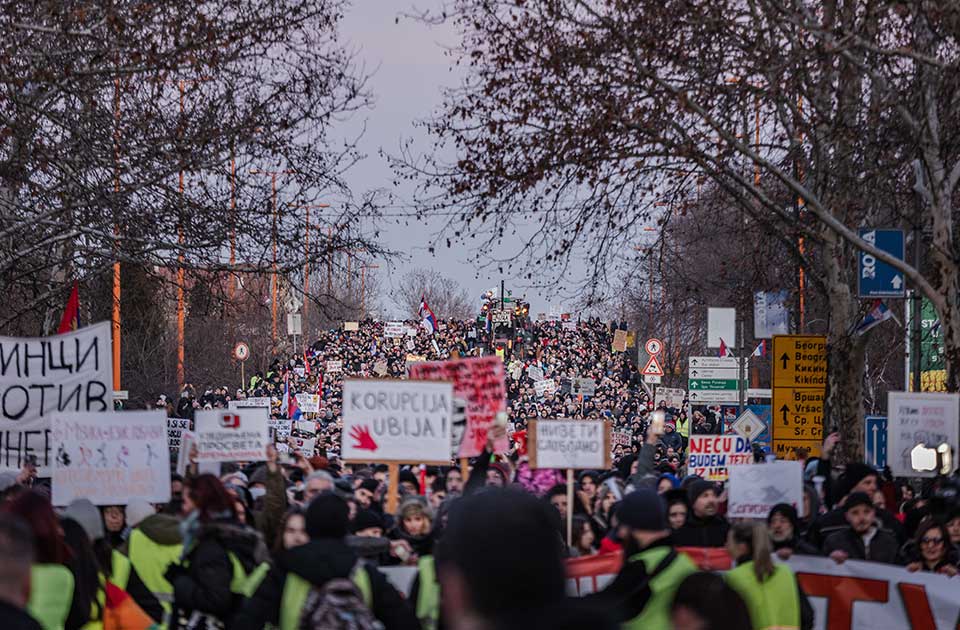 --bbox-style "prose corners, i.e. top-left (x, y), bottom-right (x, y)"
top-left (642, 355), bottom-right (664, 376)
